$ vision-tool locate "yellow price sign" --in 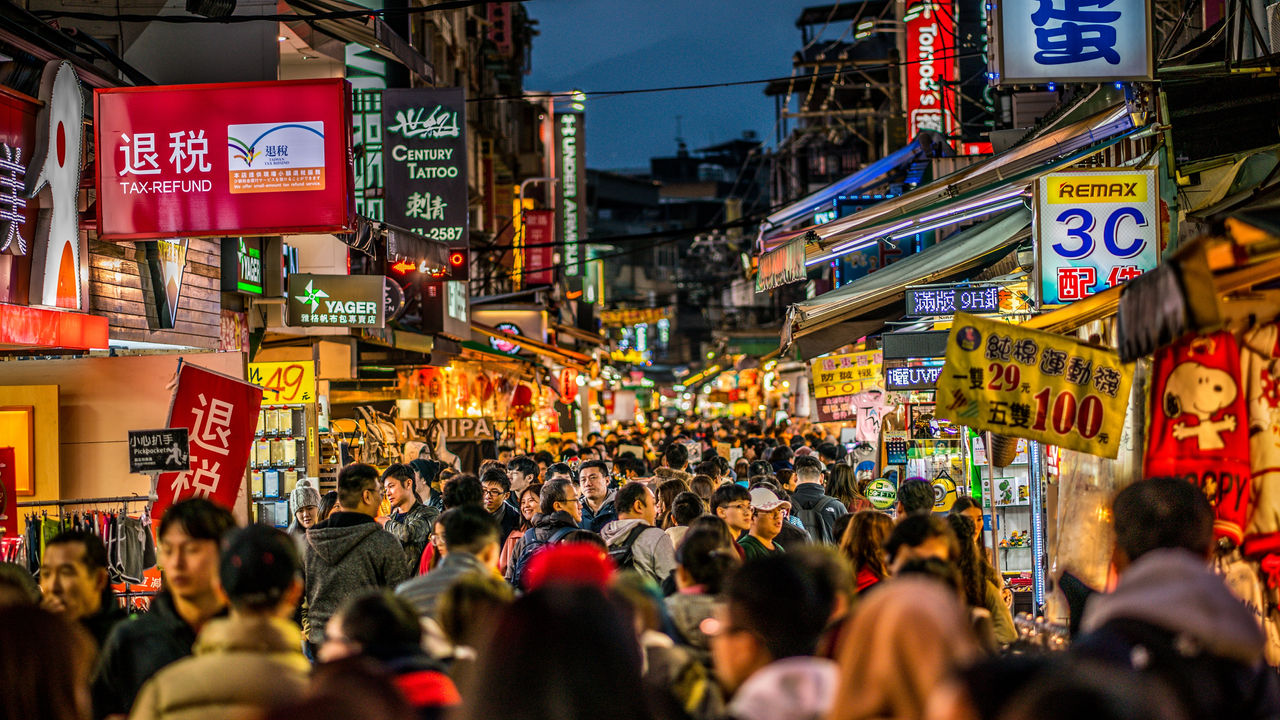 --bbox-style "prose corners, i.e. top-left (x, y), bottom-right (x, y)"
top-left (810, 350), bottom-right (882, 399)
top-left (247, 361), bottom-right (317, 404)
top-left (935, 313), bottom-right (1133, 458)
